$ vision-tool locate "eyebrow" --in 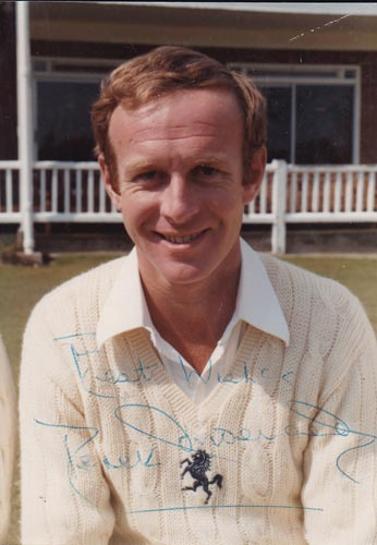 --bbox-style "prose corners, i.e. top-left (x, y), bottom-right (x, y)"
top-left (123, 154), bottom-right (229, 177)
top-left (193, 156), bottom-right (227, 166)
top-left (123, 160), bottom-right (158, 177)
